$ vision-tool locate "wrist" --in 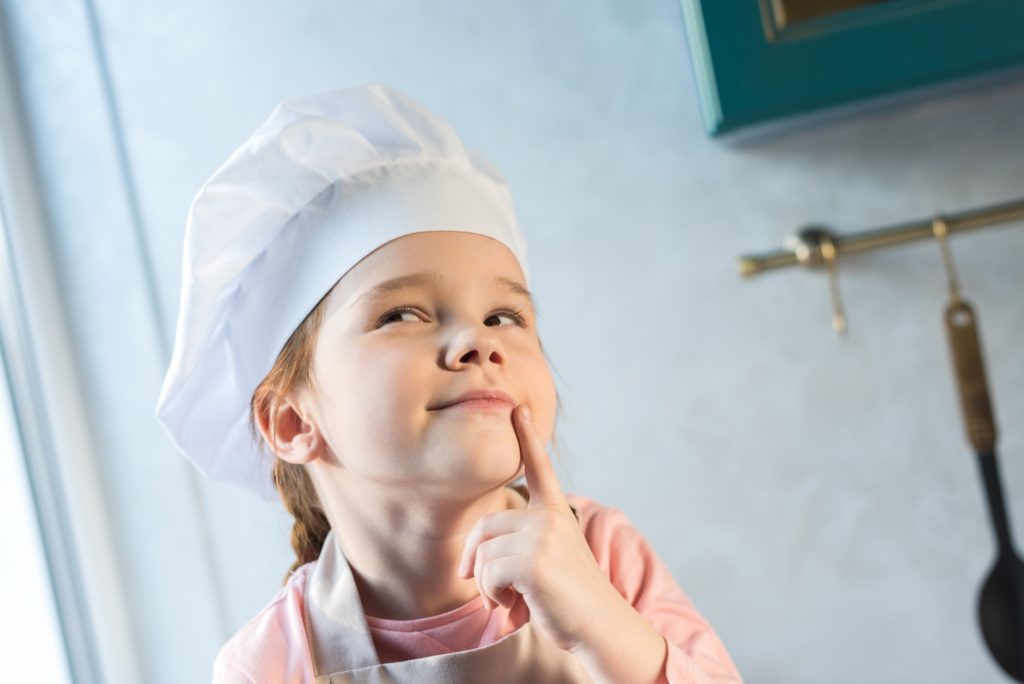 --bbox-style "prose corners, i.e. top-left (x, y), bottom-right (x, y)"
top-left (568, 592), bottom-right (667, 684)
